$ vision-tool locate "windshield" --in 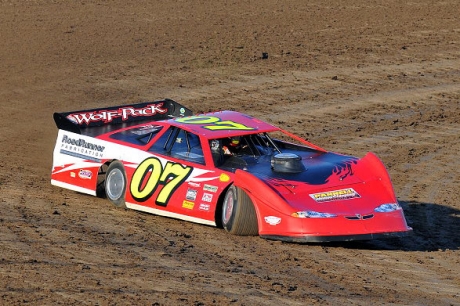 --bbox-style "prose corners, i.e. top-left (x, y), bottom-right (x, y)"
top-left (209, 131), bottom-right (321, 169)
